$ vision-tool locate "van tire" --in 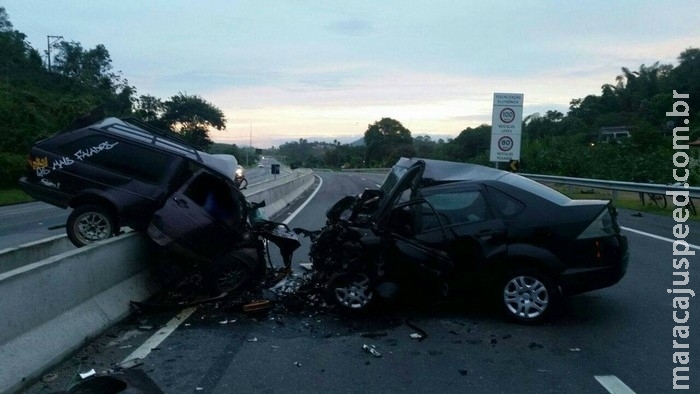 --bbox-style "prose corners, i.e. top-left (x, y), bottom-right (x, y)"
top-left (67, 205), bottom-right (118, 247)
